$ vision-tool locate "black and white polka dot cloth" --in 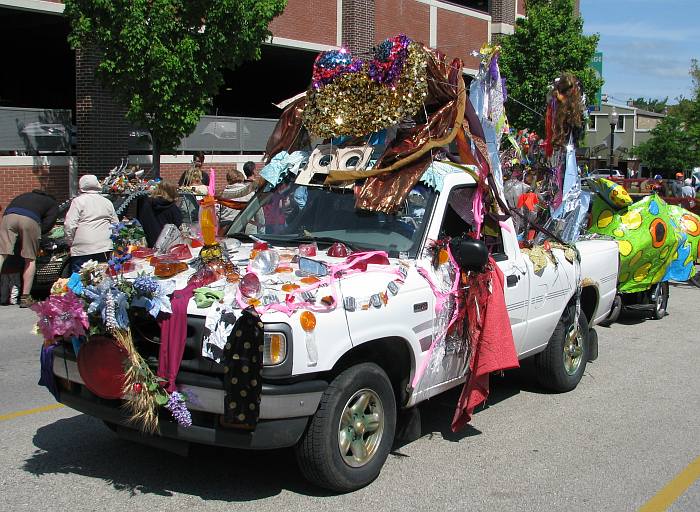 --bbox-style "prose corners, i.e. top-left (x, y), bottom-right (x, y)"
top-left (222, 307), bottom-right (264, 428)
